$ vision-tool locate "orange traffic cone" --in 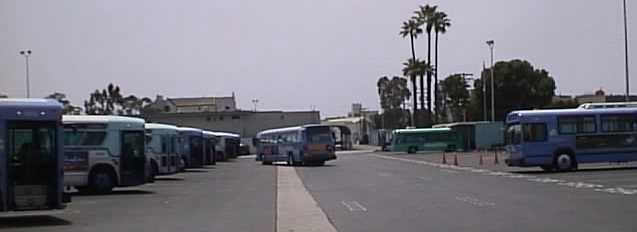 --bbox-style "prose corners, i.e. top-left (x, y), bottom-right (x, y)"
top-left (453, 154), bottom-right (459, 166)
top-left (442, 152), bottom-right (447, 164)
